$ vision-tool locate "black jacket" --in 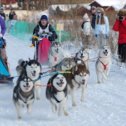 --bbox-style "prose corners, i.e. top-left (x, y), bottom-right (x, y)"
top-left (33, 21), bottom-right (58, 42)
